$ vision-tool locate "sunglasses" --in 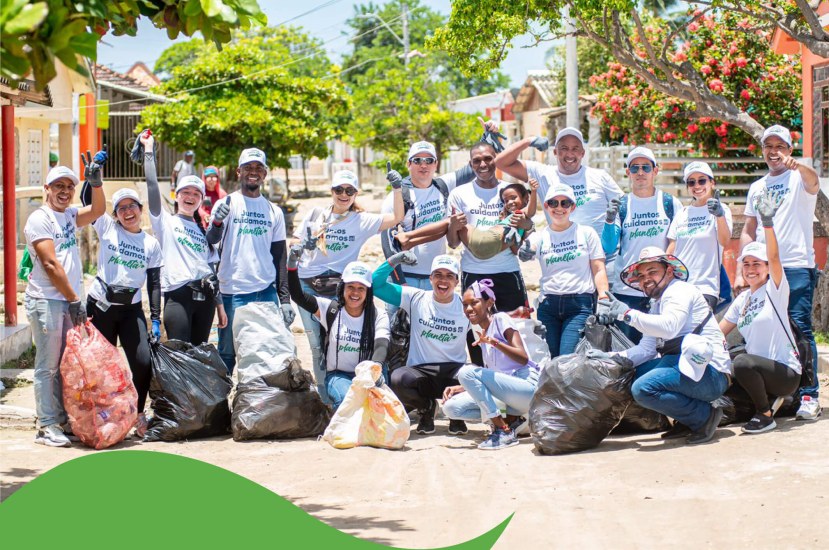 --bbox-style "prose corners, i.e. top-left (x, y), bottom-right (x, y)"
top-left (628, 164), bottom-right (654, 174)
top-left (116, 203), bottom-right (141, 214)
top-left (545, 198), bottom-right (574, 209)
top-left (686, 178), bottom-right (710, 187)
top-left (332, 186), bottom-right (357, 196)
top-left (410, 157), bottom-right (436, 165)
